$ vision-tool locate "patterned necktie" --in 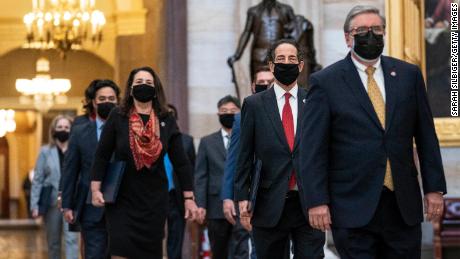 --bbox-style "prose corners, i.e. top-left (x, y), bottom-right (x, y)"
top-left (282, 92), bottom-right (296, 190)
top-left (365, 67), bottom-right (394, 191)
